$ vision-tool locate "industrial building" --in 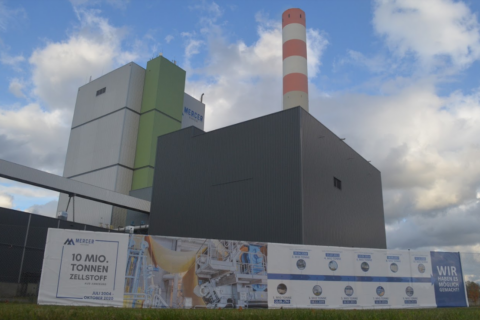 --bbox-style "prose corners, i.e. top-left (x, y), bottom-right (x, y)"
top-left (57, 55), bottom-right (205, 228)
top-left (53, 7), bottom-right (386, 247)
top-left (0, 7), bottom-right (388, 303)
top-left (149, 107), bottom-right (386, 248)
